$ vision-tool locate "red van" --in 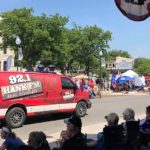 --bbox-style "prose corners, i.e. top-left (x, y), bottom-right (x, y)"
top-left (0, 71), bottom-right (91, 128)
